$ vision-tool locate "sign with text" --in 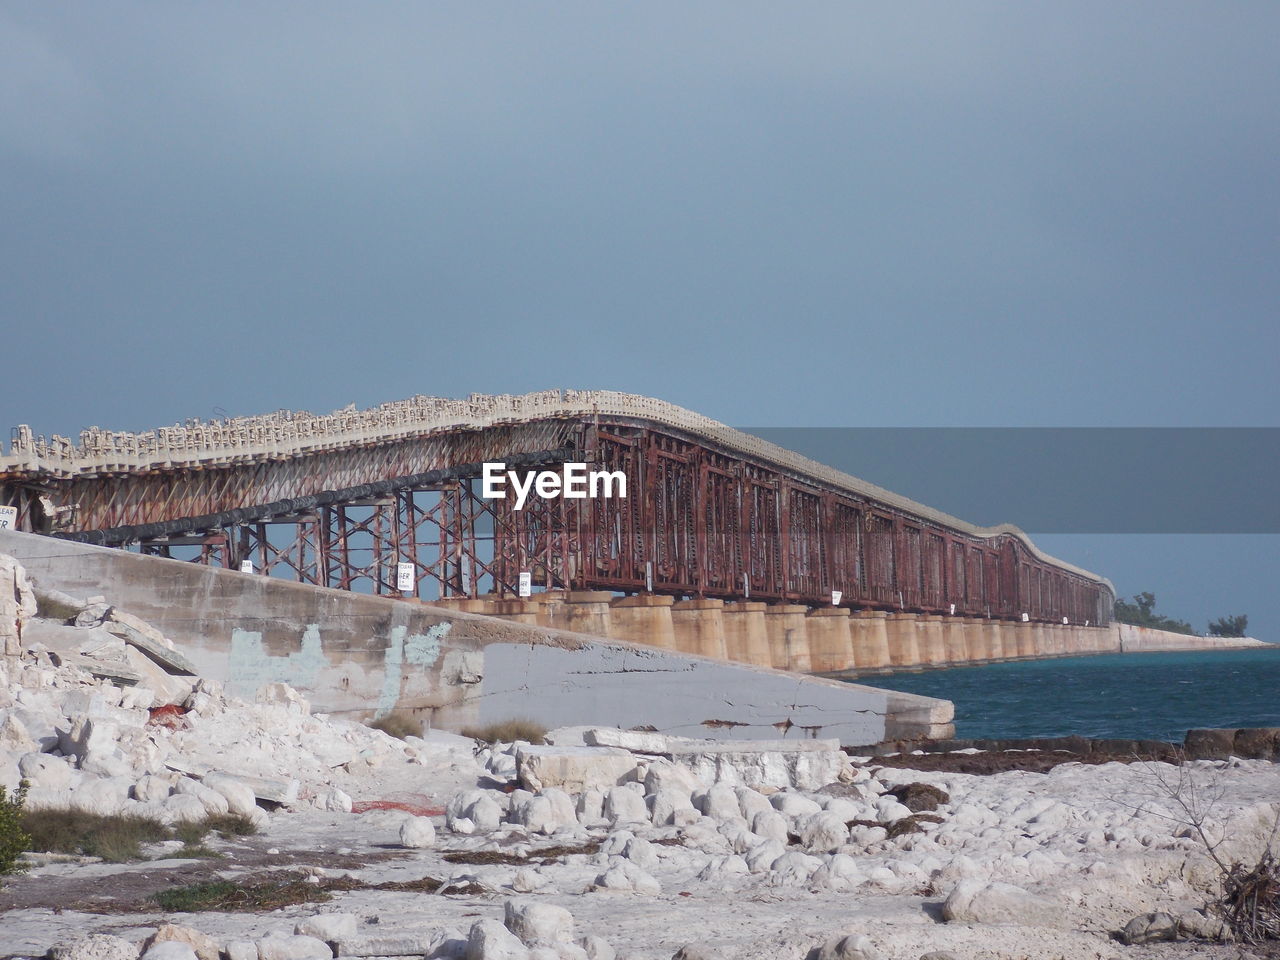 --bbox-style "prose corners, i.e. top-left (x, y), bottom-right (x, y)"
top-left (239, 560), bottom-right (255, 574)
top-left (396, 562), bottom-right (415, 593)
top-left (518, 572), bottom-right (532, 598)
top-left (830, 590), bottom-right (842, 606)
top-left (0, 506), bottom-right (16, 530)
